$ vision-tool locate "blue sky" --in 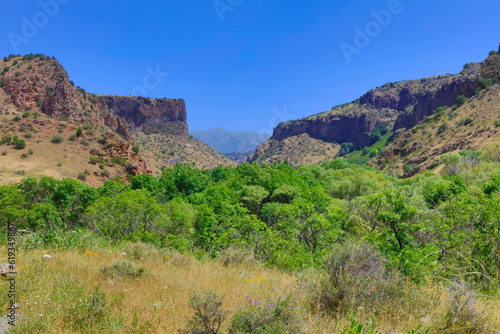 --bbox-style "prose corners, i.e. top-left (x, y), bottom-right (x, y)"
top-left (1, 0), bottom-right (499, 134)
